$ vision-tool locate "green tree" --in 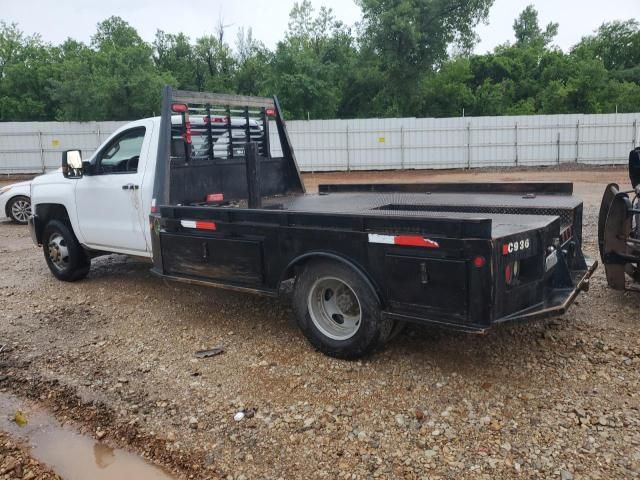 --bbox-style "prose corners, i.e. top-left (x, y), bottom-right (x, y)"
top-left (153, 31), bottom-right (200, 90)
top-left (193, 34), bottom-right (236, 92)
top-left (356, 0), bottom-right (494, 115)
top-left (234, 27), bottom-right (272, 96)
top-left (48, 39), bottom-right (100, 121)
top-left (420, 58), bottom-right (474, 117)
top-left (93, 17), bottom-right (172, 120)
top-left (1, 7), bottom-right (640, 122)
top-left (267, 1), bottom-right (356, 119)
top-left (573, 20), bottom-right (640, 86)
top-left (513, 5), bottom-right (558, 49)
top-left (0, 22), bottom-right (57, 120)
